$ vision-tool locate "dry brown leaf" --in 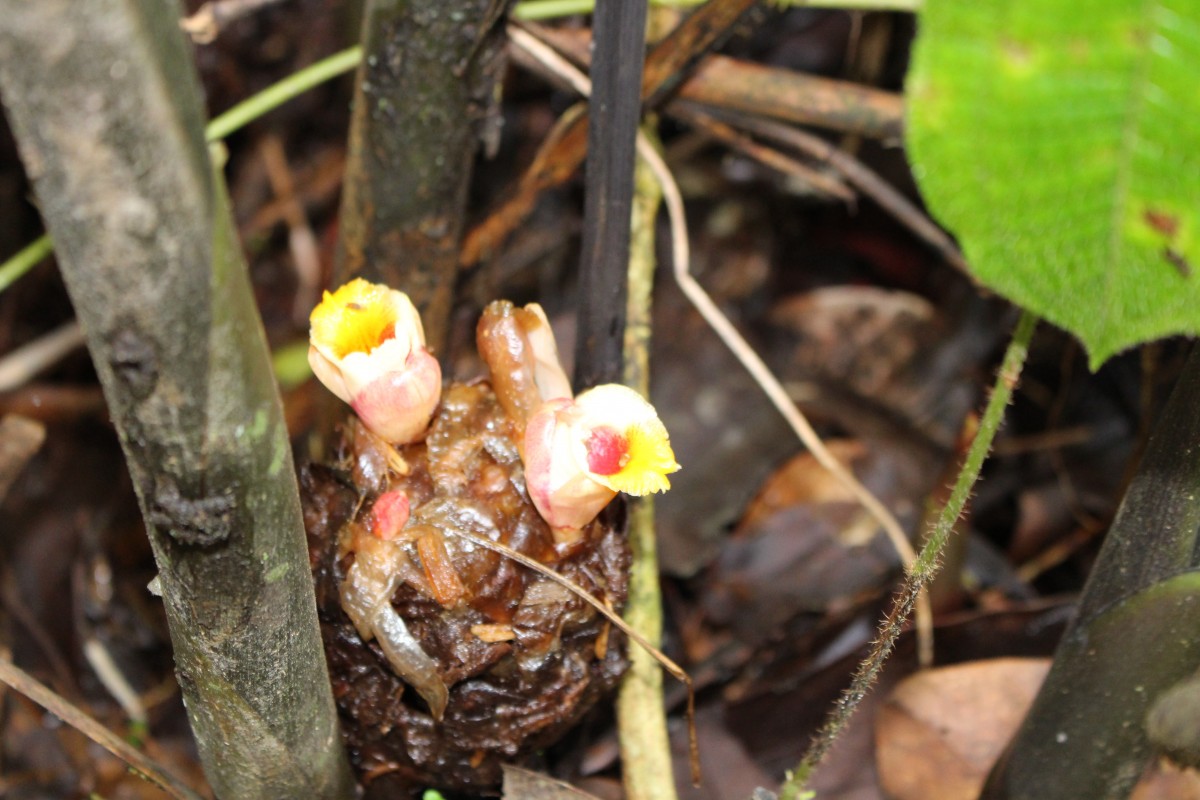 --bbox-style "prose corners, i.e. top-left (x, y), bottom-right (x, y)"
top-left (739, 439), bottom-right (868, 530)
top-left (502, 764), bottom-right (606, 799)
top-left (875, 657), bottom-right (1050, 800)
top-left (0, 414), bottom-right (45, 503)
